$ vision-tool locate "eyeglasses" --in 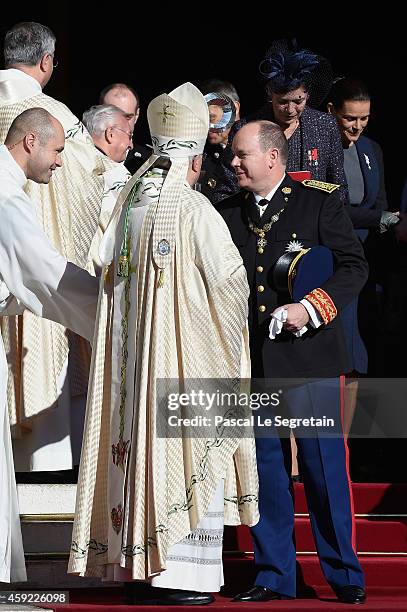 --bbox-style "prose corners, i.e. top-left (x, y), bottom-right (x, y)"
top-left (52, 56), bottom-right (58, 68)
top-left (111, 126), bottom-right (133, 140)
